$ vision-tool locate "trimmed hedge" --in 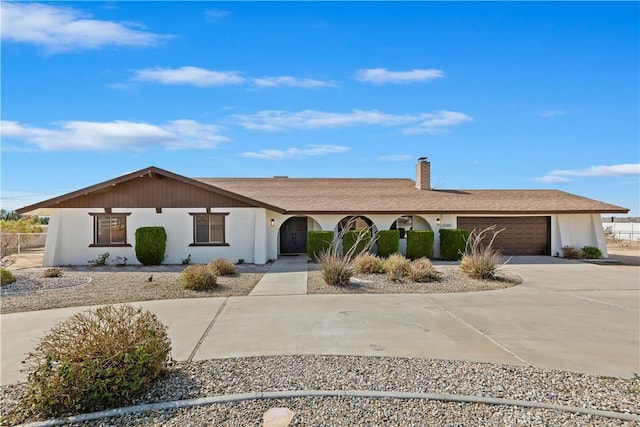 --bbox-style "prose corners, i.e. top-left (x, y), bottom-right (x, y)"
top-left (376, 230), bottom-right (399, 258)
top-left (135, 227), bottom-right (167, 266)
top-left (439, 228), bottom-right (469, 261)
top-left (343, 230), bottom-right (371, 257)
top-left (307, 231), bottom-right (334, 262)
top-left (406, 230), bottom-right (434, 260)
